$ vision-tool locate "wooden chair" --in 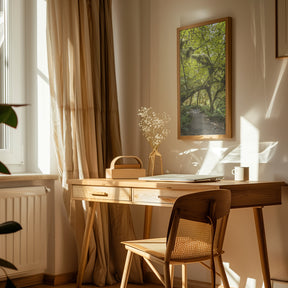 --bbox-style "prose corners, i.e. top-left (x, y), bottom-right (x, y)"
top-left (120, 189), bottom-right (231, 288)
